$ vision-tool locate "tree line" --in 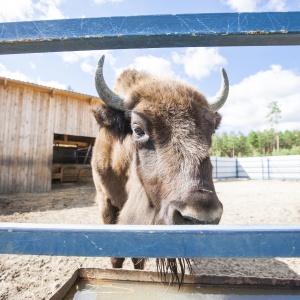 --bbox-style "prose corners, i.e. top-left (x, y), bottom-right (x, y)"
top-left (211, 129), bottom-right (300, 157)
